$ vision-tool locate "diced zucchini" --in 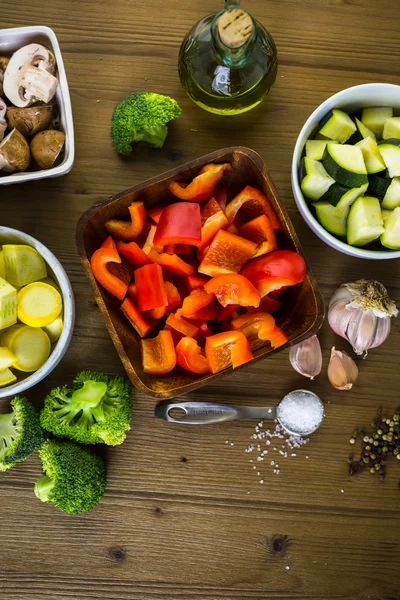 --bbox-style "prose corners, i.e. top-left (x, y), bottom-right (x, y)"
top-left (318, 109), bottom-right (356, 143)
top-left (321, 183), bottom-right (367, 208)
top-left (347, 117), bottom-right (377, 144)
top-left (361, 107), bottom-right (393, 138)
top-left (306, 140), bottom-right (337, 161)
top-left (322, 143), bottom-right (368, 187)
top-left (378, 139), bottom-right (400, 177)
top-left (314, 132), bottom-right (330, 141)
top-left (382, 117), bottom-right (400, 140)
top-left (381, 206), bottom-right (400, 249)
top-left (381, 209), bottom-right (392, 223)
top-left (347, 196), bottom-right (385, 246)
top-left (3, 245), bottom-right (47, 287)
top-left (381, 177), bottom-right (400, 210)
top-left (0, 277), bottom-right (17, 330)
top-left (0, 251), bottom-right (5, 280)
top-left (300, 157), bottom-right (335, 201)
top-left (314, 201), bottom-right (347, 236)
top-left (320, 183), bottom-right (350, 206)
top-left (367, 175), bottom-right (391, 200)
top-left (355, 137), bottom-right (386, 174)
